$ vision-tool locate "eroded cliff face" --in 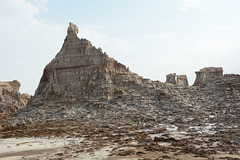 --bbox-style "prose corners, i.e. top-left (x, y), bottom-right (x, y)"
top-left (7, 23), bottom-right (240, 126)
top-left (166, 73), bottom-right (176, 84)
top-left (193, 67), bottom-right (223, 86)
top-left (0, 80), bottom-right (30, 120)
top-left (166, 73), bottom-right (188, 86)
top-left (32, 23), bottom-right (154, 107)
top-left (176, 75), bottom-right (188, 86)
